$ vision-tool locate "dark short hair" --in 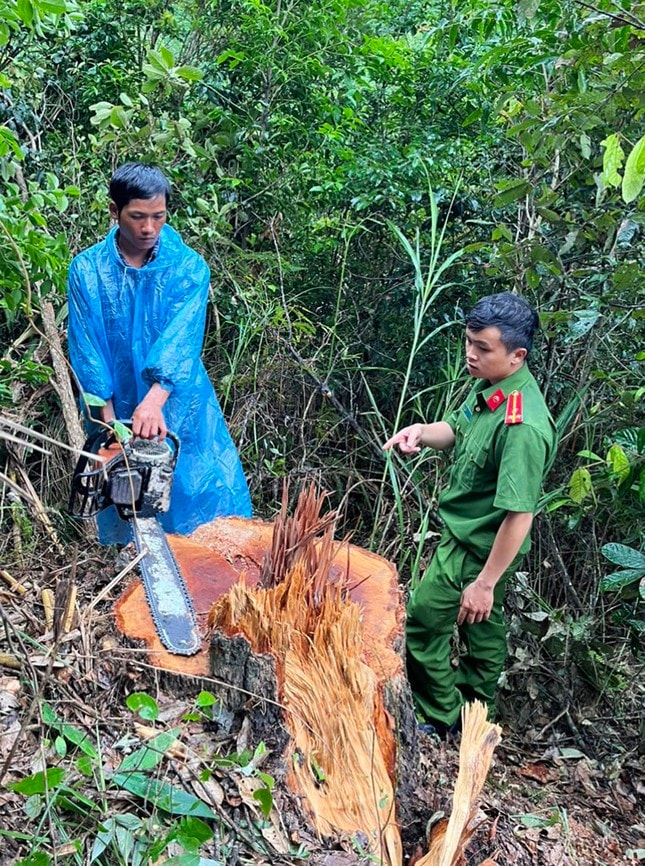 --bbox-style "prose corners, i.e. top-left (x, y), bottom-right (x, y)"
top-left (109, 162), bottom-right (171, 212)
top-left (466, 291), bottom-right (539, 353)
